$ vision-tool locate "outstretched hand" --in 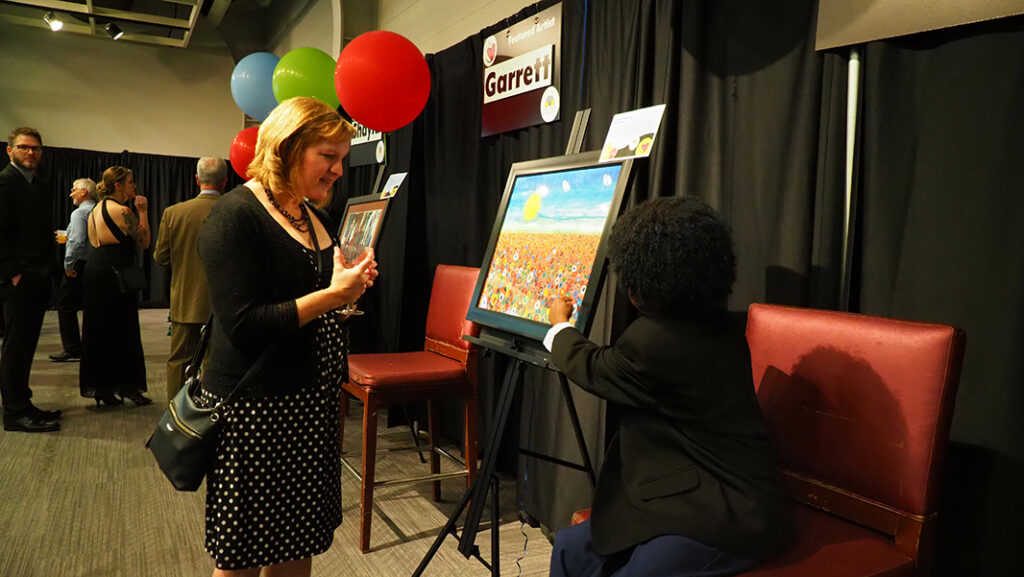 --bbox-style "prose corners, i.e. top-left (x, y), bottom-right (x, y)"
top-left (549, 295), bottom-right (574, 325)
